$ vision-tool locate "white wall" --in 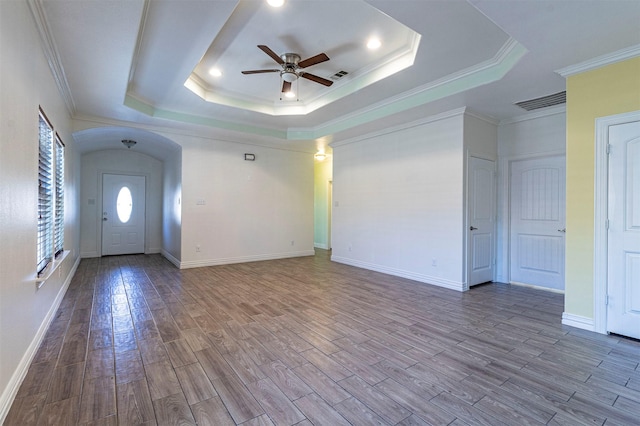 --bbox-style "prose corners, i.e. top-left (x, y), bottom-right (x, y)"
top-left (496, 108), bottom-right (566, 282)
top-left (80, 150), bottom-right (163, 257)
top-left (465, 113), bottom-right (498, 161)
top-left (331, 111), bottom-right (466, 290)
top-left (177, 135), bottom-right (314, 267)
top-left (162, 149), bottom-right (182, 264)
top-left (0, 1), bottom-right (80, 419)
